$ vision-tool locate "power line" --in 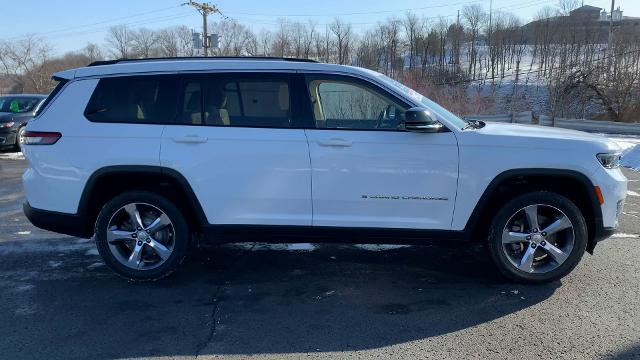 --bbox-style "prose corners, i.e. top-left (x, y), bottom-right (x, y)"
top-left (228, 0), bottom-right (553, 28)
top-left (0, 5), bottom-right (182, 41)
top-left (225, 0), bottom-right (485, 17)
